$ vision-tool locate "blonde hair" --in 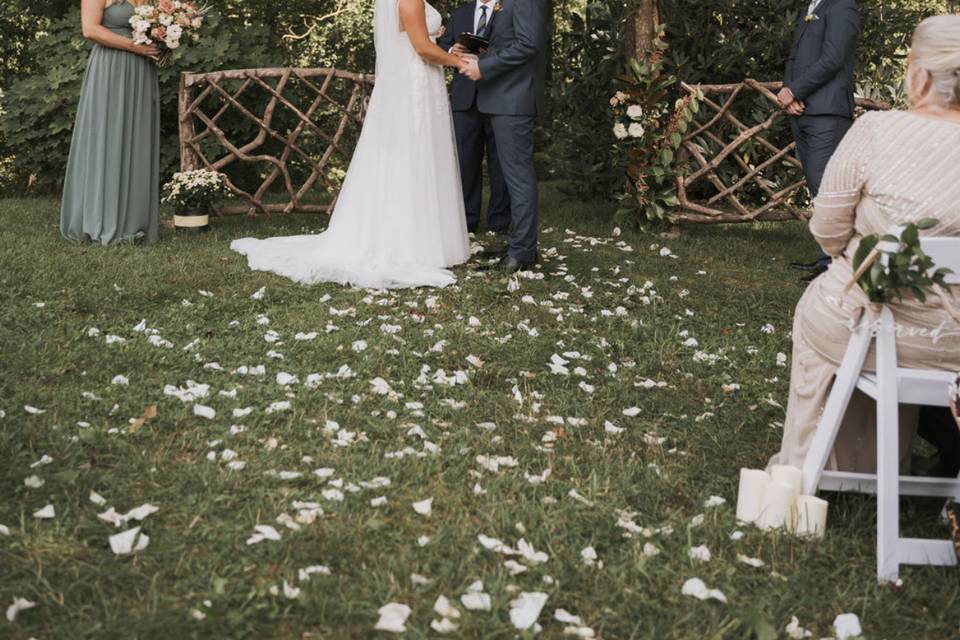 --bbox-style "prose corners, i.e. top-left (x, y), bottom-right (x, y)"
top-left (907, 15), bottom-right (960, 109)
